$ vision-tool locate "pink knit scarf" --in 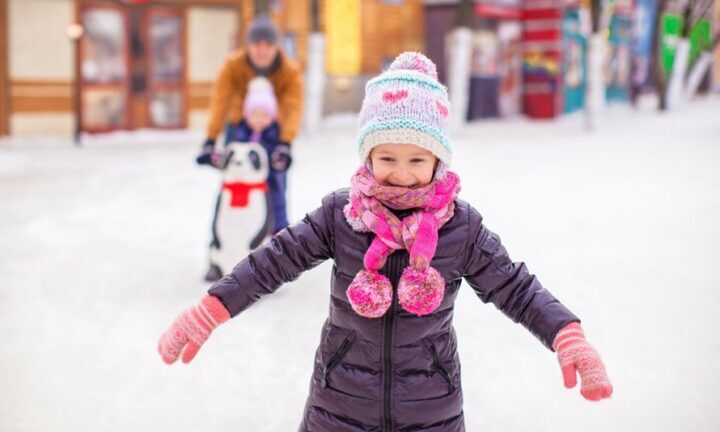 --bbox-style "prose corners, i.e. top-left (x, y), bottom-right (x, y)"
top-left (343, 165), bottom-right (460, 318)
